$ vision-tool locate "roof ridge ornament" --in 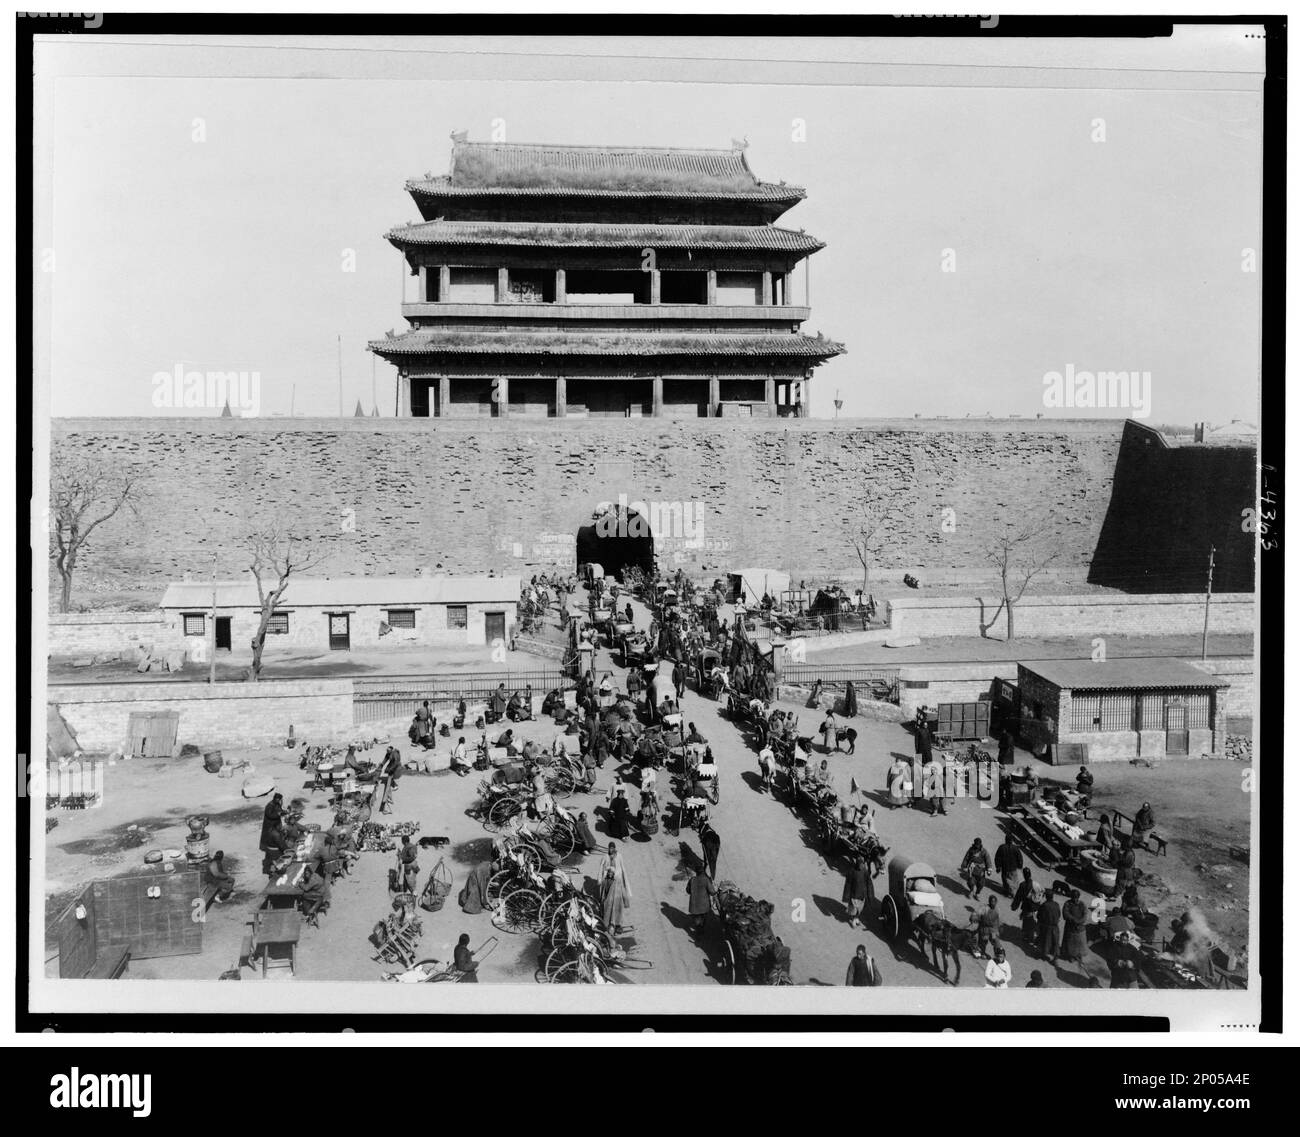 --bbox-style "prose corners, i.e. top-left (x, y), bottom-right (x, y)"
top-left (450, 129), bottom-right (469, 143)
top-left (731, 136), bottom-right (749, 151)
